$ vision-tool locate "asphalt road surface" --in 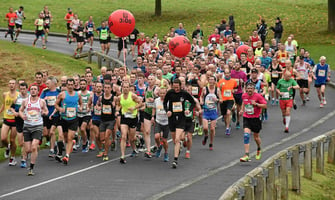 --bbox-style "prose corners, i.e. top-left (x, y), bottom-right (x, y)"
top-left (1, 32), bottom-right (335, 200)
